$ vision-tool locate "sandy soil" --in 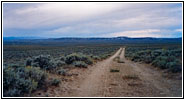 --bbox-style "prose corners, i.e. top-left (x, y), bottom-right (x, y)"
top-left (32, 48), bottom-right (182, 97)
